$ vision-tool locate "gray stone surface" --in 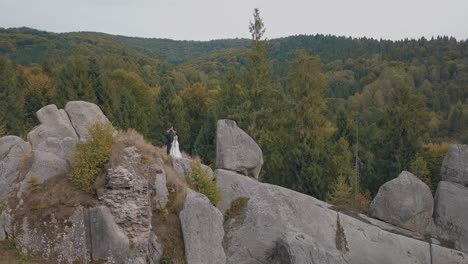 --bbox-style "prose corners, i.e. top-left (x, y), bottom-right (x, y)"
top-left (35, 136), bottom-right (76, 162)
top-left (434, 180), bottom-right (468, 252)
top-left (0, 136), bottom-right (31, 202)
top-left (65, 101), bottom-right (111, 140)
top-left (270, 231), bottom-right (347, 264)
top-left (216, 119), bottom-right (263, 179)
top-left (216, 169), bottom-right (438, 264)
top-left (99, 147), bottom-right (152, 262)
top-left (442, 144), bottom-right (468, 186)
top-left (148, 233), bottom-right (163, 264)
top-left (180, 189), bottom-right (226, 264)
top-left (20, 150), bottom-right (69, 194)
top-left (173, 157), bottom-right (214, 178)
top-left (432, 244), bottom-right (468, 264)
top-left (339, 212), bottom-right (430, 264)
top-left (0, 209), bottom-right (13, 240)
top-left (369, 171), bottom-right (433, 233)
top-left (89, 206), bottom-right (130, 263)
top-left (27, 104), bottom-right (78, 149)
top-left (13, 208), bottom-right (90, 263)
